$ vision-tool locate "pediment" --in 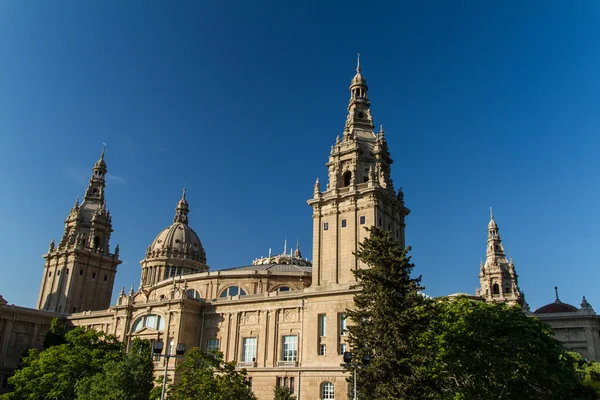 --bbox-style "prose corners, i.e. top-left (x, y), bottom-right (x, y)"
top-left (133, 326), bottom-right (161, 336)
